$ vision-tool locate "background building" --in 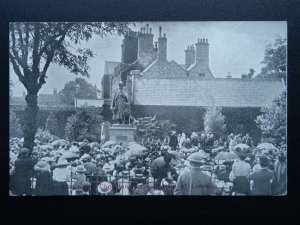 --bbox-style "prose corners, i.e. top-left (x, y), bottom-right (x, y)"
top-left (102, 24), bottom-right (285, 140)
